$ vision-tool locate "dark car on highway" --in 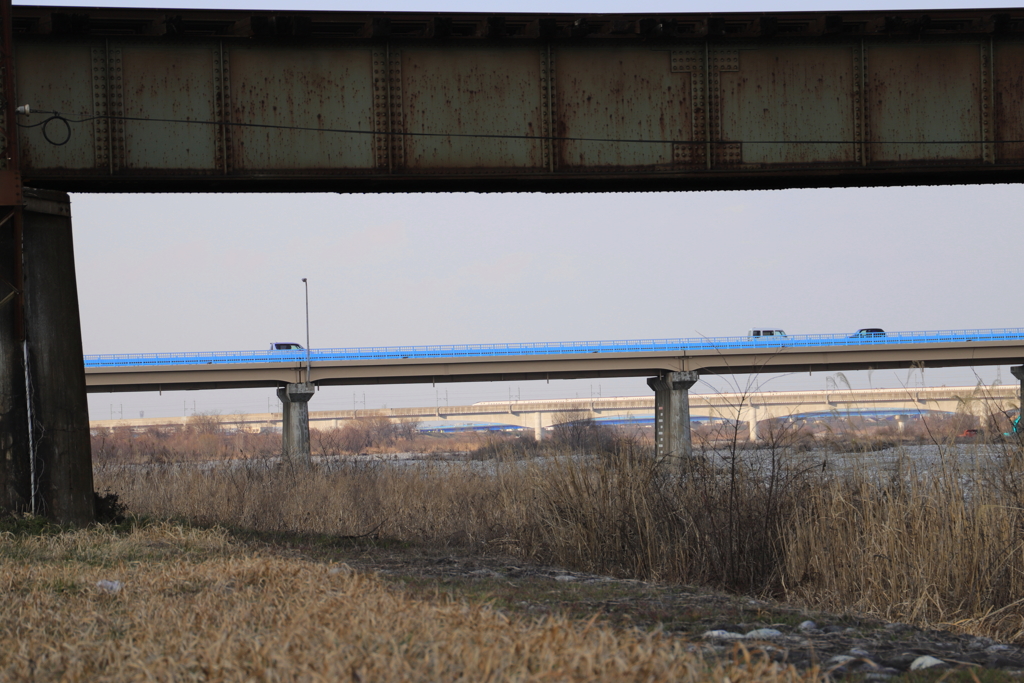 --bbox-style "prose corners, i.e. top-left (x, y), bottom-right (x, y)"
top-left (850, 328), bottom-right (885, 338)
